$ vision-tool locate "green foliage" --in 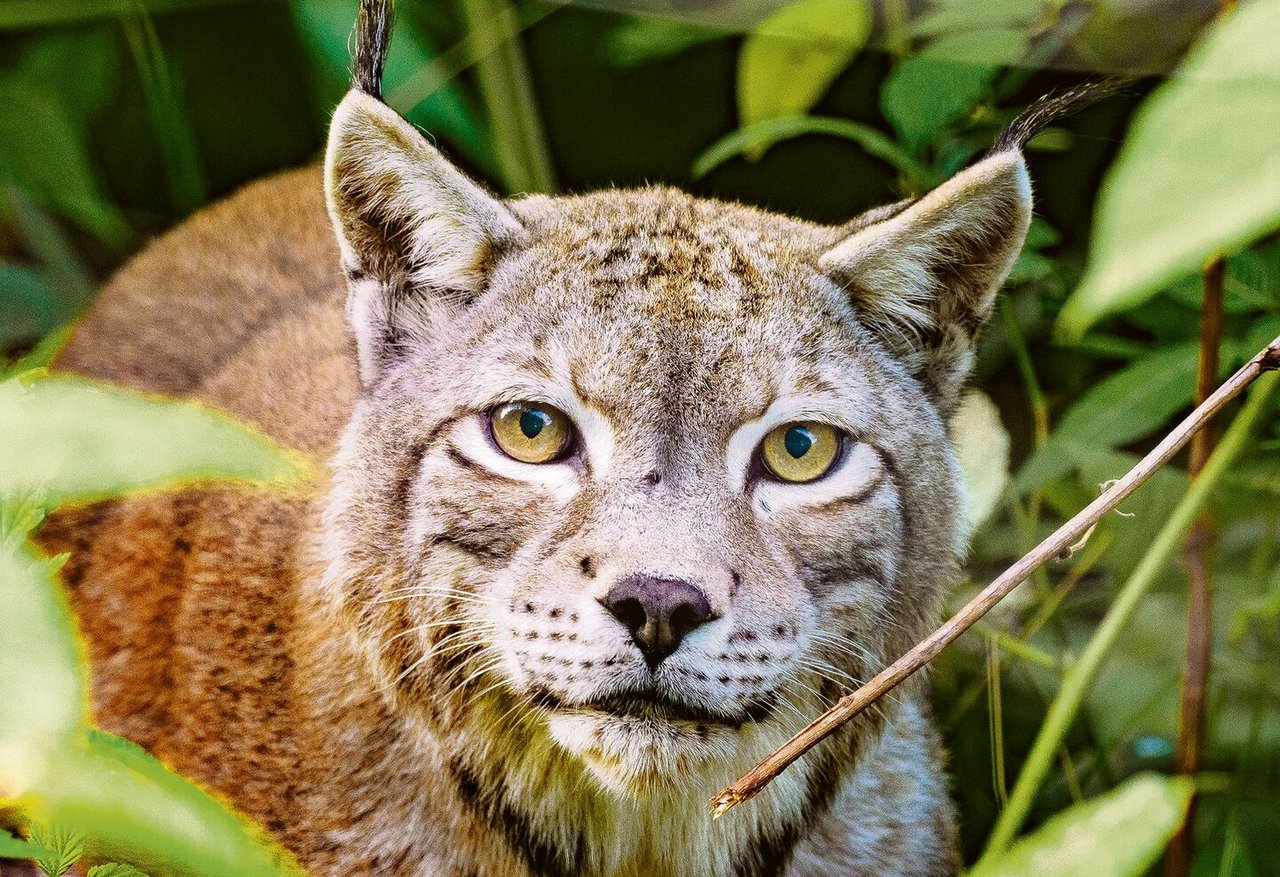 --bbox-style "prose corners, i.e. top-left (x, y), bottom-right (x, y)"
top-left (0, 372), bottom-right (312, 508)
top-left (0, 498), bottom-right (87, 762)
top-left (1, 0), bottom-right (1278, 874)
top-left (87, 864), bottom-right (150, 877)
top-left (0, 372), bottom-right (309, 873)
top-left (736, 0), bottom-right (872, 157)
top-left (0, 828), bottom-right (39, 859)
top-left (881, 30), bottom-right (1022, 155)
top-left (1059, 0), bottom-right (1280, 338)
top-left (27, 823), bottom-right (84, 877)
top-left (693, 114), bottom-right (930, 182)
top-left (972, 774), bottom-right (1194, 877)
